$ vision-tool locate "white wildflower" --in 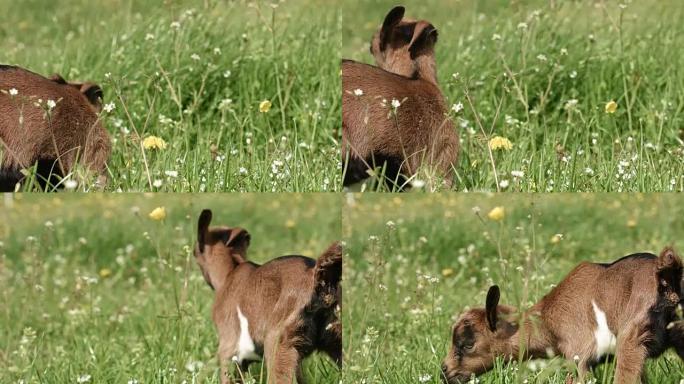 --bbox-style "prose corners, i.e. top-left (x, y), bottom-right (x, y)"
top-left (103, 102), bottom-right (115, 113)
